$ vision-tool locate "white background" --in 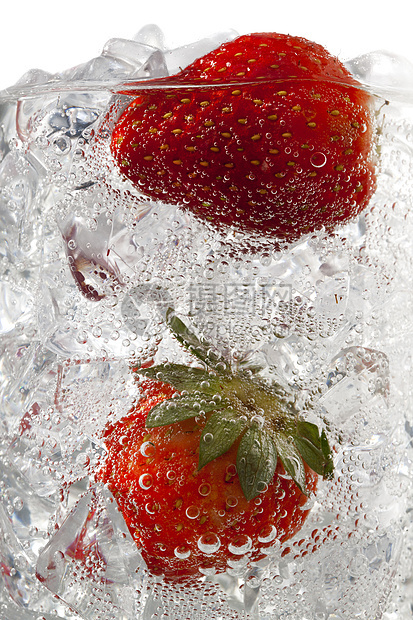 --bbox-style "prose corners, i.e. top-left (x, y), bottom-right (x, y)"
top-left (1, 0), bottom-right (412, 90)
